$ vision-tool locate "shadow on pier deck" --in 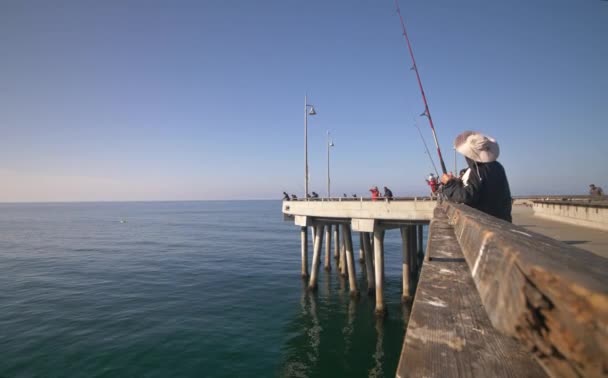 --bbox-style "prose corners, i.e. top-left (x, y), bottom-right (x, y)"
top-left (282, 198), bottom-right (607, 377)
